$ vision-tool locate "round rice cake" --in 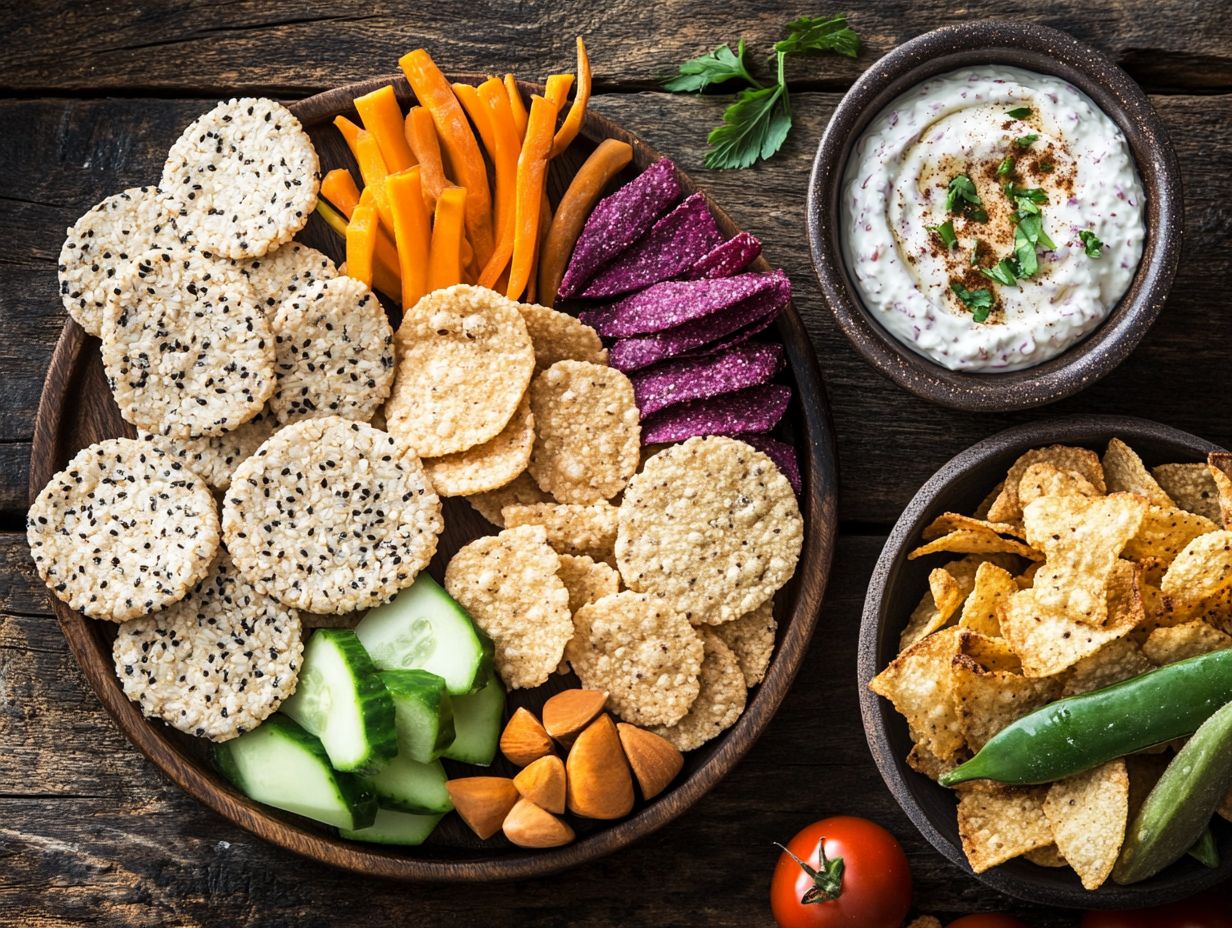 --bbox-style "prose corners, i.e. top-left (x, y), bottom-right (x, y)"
top-left (566, 591), bottom-right (703, 728)
top-left (160, 97), bottom-right (319, 259)
top-left (501, 500), bottom-right (619, 564)
top-left (386, 284), bottom-right (535, 457)
top-left (528, 360), bottom-right (641, 504)
top-left (269, 275), bottom-right (394, 424)
top-left (710, 600), bottom-right (777, 687)
top-left (465, 471), bottom-right (551, 527)
top-left (443, 524), bottom-right (571, 690)
top-left (58, 186), bottom-right (183, 337)
top-left (516, 302), bottom-right (608, 372)
top-left (113, 549), bottom-right (303, 741)
top-left (242, 242), bottom-right (337, 315)
top-left (617, 436), bottom-right (803, 625)
top-left (138, 406), bottom-right (277, 492)
top-left (222, 416), bottom-right (442, 614)
top-left (27, 438), bottom-right (220, 622)
top-left (557, 554), bottom-right (620, 615)
top-left (101, 244), bottom-right (275, 439)
top-left (651, 631), bottom-right (747, 752)
top-left (424, 393), bottom-right (534, 497)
